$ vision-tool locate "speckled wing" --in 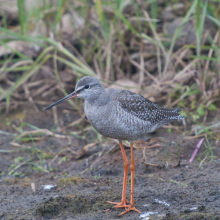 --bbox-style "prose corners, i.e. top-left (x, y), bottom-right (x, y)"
top-left (115, 90), bottom-right (184, 125)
